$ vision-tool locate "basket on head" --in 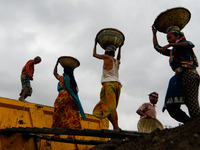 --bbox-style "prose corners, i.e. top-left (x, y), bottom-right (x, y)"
top-left (153, 7), bottom-right (191, 33)
top-left (96, 28), bottom-right (125, 50)
top-left (58, 56), bottom-right (80, 69)
top-left (137, 116), bottom-right (164, 133)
